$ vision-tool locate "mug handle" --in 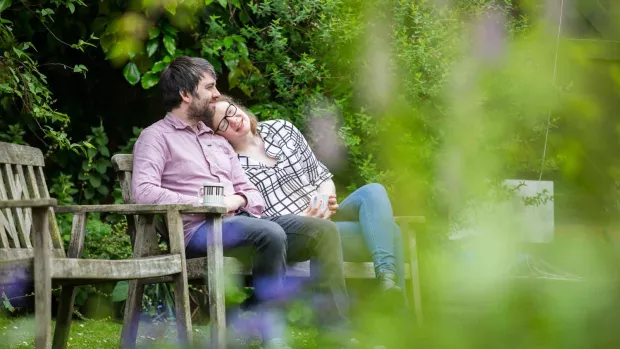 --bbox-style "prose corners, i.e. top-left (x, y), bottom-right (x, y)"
top-left (197, 187), bottom-right (204, 203)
